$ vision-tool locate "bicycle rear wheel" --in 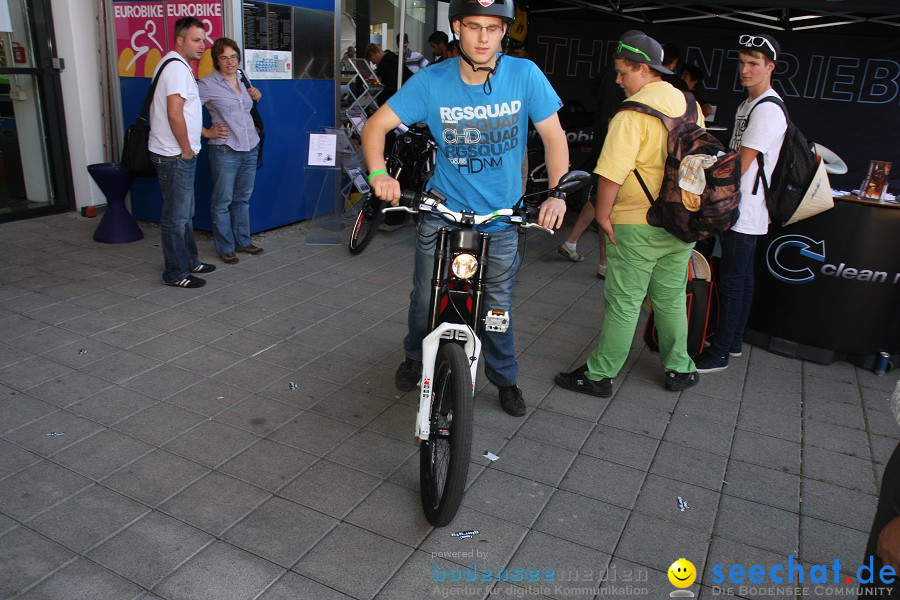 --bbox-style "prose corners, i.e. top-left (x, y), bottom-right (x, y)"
top-left (348, 193), bottom-right (381, 255)
top-left (420, 343), bottom-right (473, 527)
